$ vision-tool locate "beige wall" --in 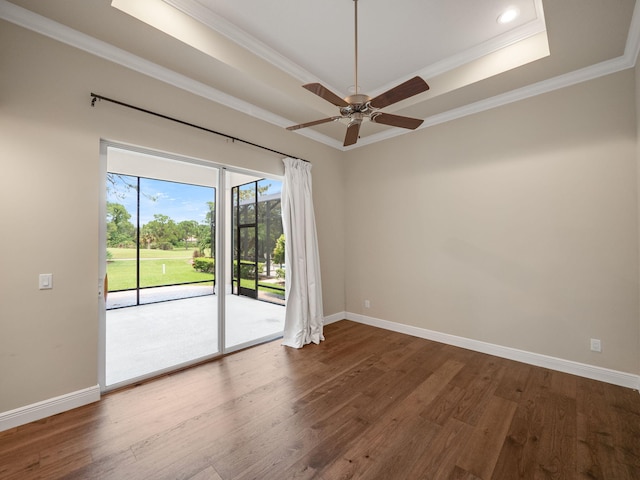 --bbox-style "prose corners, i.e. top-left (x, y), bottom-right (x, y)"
top-left (2, 14), bottom-right (640, 418)
top-left (344, 70), bottom-right (640, 374)
top-left (0, 21), bottom-right (345, 412)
